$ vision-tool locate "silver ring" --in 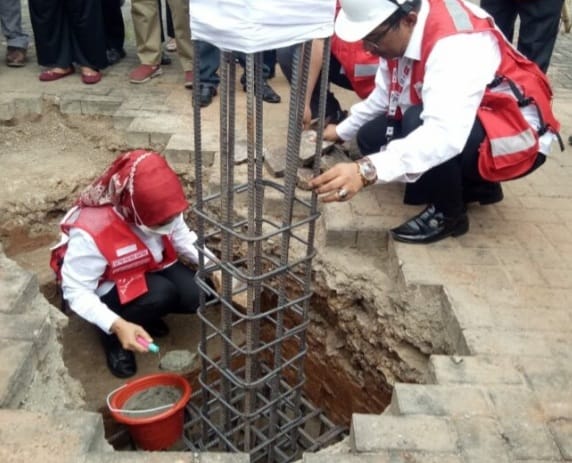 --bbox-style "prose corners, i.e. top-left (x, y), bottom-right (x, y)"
top-left (337, 188), bottom-right (348, 200)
